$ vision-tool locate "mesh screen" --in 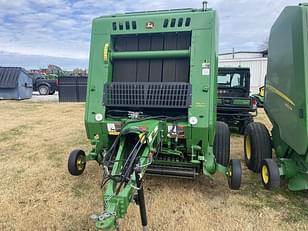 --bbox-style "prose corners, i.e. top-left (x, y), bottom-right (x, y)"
top-left (103, 82), bottom-right (192, 108)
